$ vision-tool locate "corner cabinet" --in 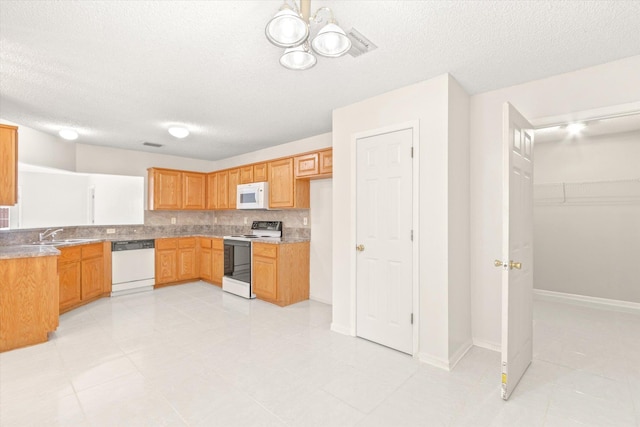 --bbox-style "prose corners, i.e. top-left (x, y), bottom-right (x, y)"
top-left (252, 241), bottom-right (310, 306)
top-left (58, 242), bottom-right (109, 314)
top-left (155, 237), bottom-right (199, 286)
top-left (268, 158), bottom-right (310, 209)
top-left (0, 124), bottom-right (18, 206)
